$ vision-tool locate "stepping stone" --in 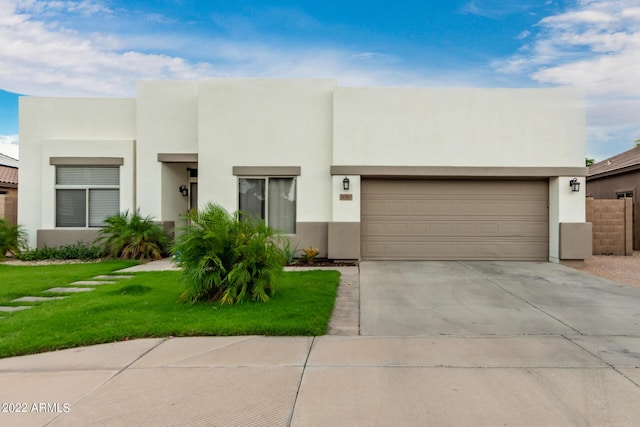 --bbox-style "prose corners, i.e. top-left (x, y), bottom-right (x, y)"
top-left (45, 287), bottom-right (94, 293)
top-left (12, 296), bottom-right (67, 302)
top-left (0, 306), bottom-right (32, 312)
top-left (93, 275), bottom-right (134, 280)
top-left (71, 281), bottom-right (116, 285)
